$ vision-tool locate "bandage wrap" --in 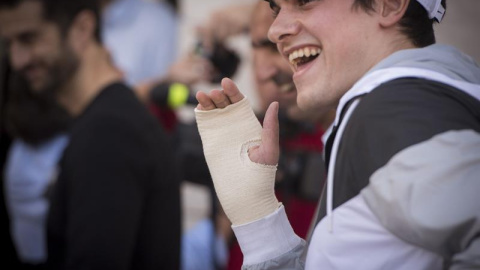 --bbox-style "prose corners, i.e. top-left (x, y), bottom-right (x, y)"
top-left (195, 98), bottom-right (280, 225)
